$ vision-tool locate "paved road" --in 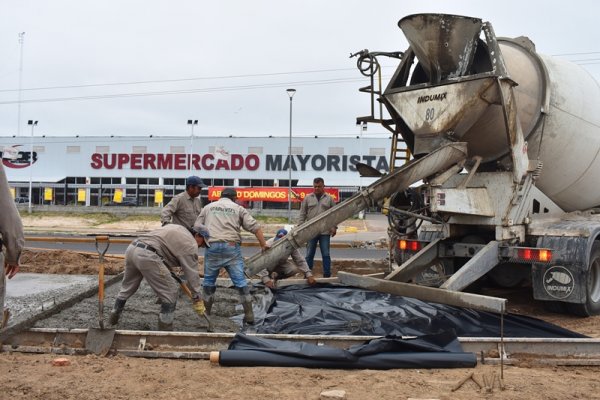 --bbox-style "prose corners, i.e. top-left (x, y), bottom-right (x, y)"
top-left (25, 234), bottom-right (388, 260)
top-left (24, 213), bottom-right (391, 259)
